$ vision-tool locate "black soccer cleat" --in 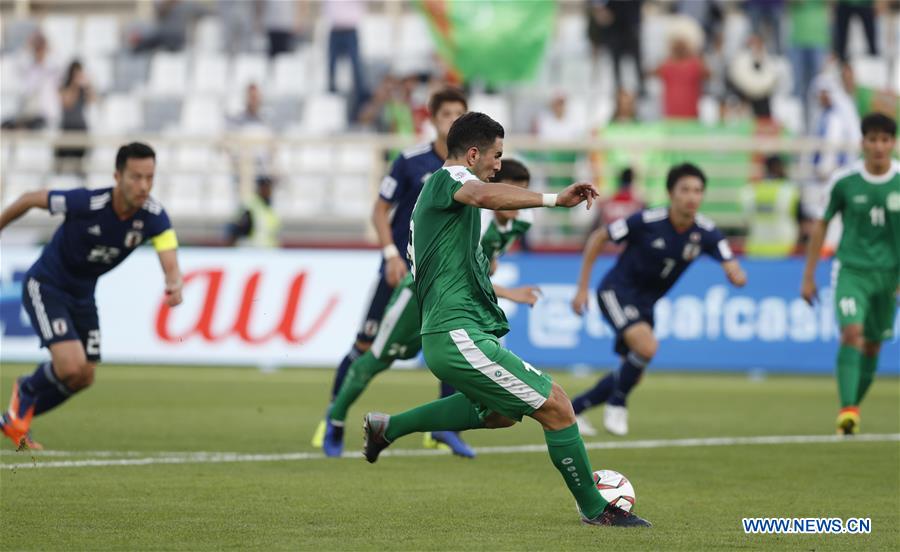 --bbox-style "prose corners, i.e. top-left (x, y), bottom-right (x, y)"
top-left (582, 504), bottom-right (652, 528)
top-left (362, 412), bottom-right (392, 463)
